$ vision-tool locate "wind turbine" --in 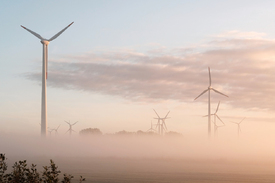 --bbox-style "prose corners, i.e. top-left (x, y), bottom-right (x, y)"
top-left (65, 121), bottom-right (78, 136)
top-left (153, 109), bottom-right (170, 135)
top-left (52, 125), bottom-right (60, 135)
top-left (194, 67), bottom-right (228, 138)
top-left (147, 121), bottom-right (156, 132)
top-left (231, 118), bottom-right (245, 137)
top-left (21, 22), bottom-right (74, 137)
top-left (48, 128), bottom-right (53, 136)
top-left (203, 101), bottom-right (224, 136)
top-left (214, 123), bottom-right (225, 137)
